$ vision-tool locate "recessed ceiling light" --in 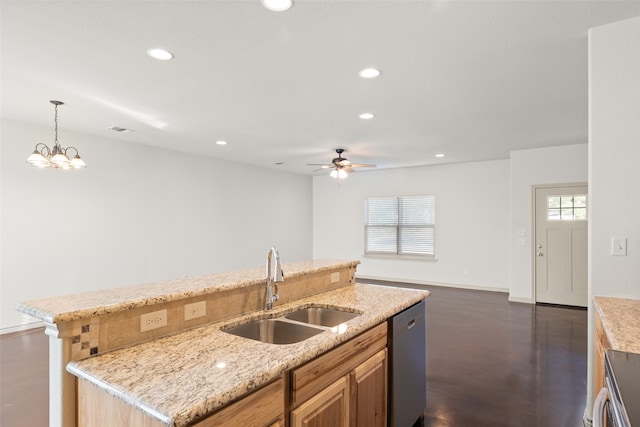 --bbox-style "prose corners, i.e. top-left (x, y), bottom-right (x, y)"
top-left (215, 140), bottom-right (227, 146)
top-left (359, 68), bottom-right (381, 78)
top-left (435, 153), bottom-right (445, 158)
top-left (261, 0), bottom-right (294, 11)
top-left (146, 48), bottom-right (174, 61)
top-left (359, 113), bottom-right (375, 120)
